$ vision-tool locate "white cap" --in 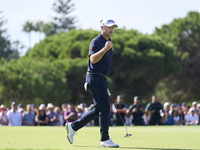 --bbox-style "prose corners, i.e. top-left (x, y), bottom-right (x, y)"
top-left (18, 108), bottom-right (24, 112)
top-left (100, 18), bottom-right (118, 28)
top-left (189, 107), bottom-right (195, 113)
top-left (197, 103), bottom-right (200, 107)
top-left (47, 103), bottom-right (54, 108)
top-left (192, 101), bottom-right (197, 106)
top-left (39, 104), bottom-right (46, 110)
top-left (164, 102), bottom-right (170, 107)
